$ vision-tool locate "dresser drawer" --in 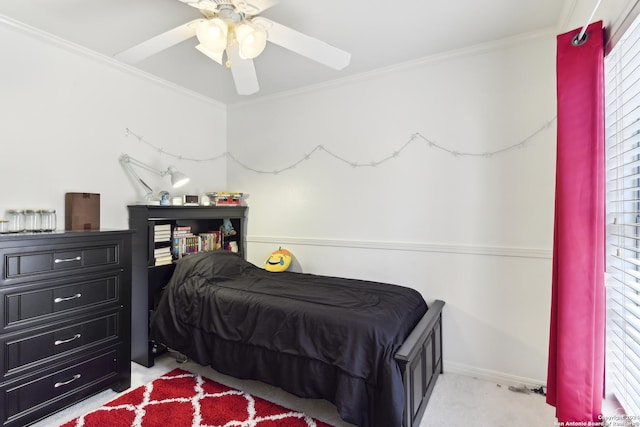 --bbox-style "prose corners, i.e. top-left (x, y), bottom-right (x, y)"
top-left (3, 312), bottom-right (120, 379)
top-left (3, 244), bottom-right (119, 281)
top-left (1, 349), bottom-right (118, 425)
top-left (1, 273), bottom-right (120, 331)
